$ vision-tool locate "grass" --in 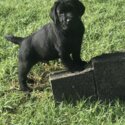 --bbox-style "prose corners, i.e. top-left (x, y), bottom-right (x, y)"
top-left (0, 0), bottom-right (125, 124)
